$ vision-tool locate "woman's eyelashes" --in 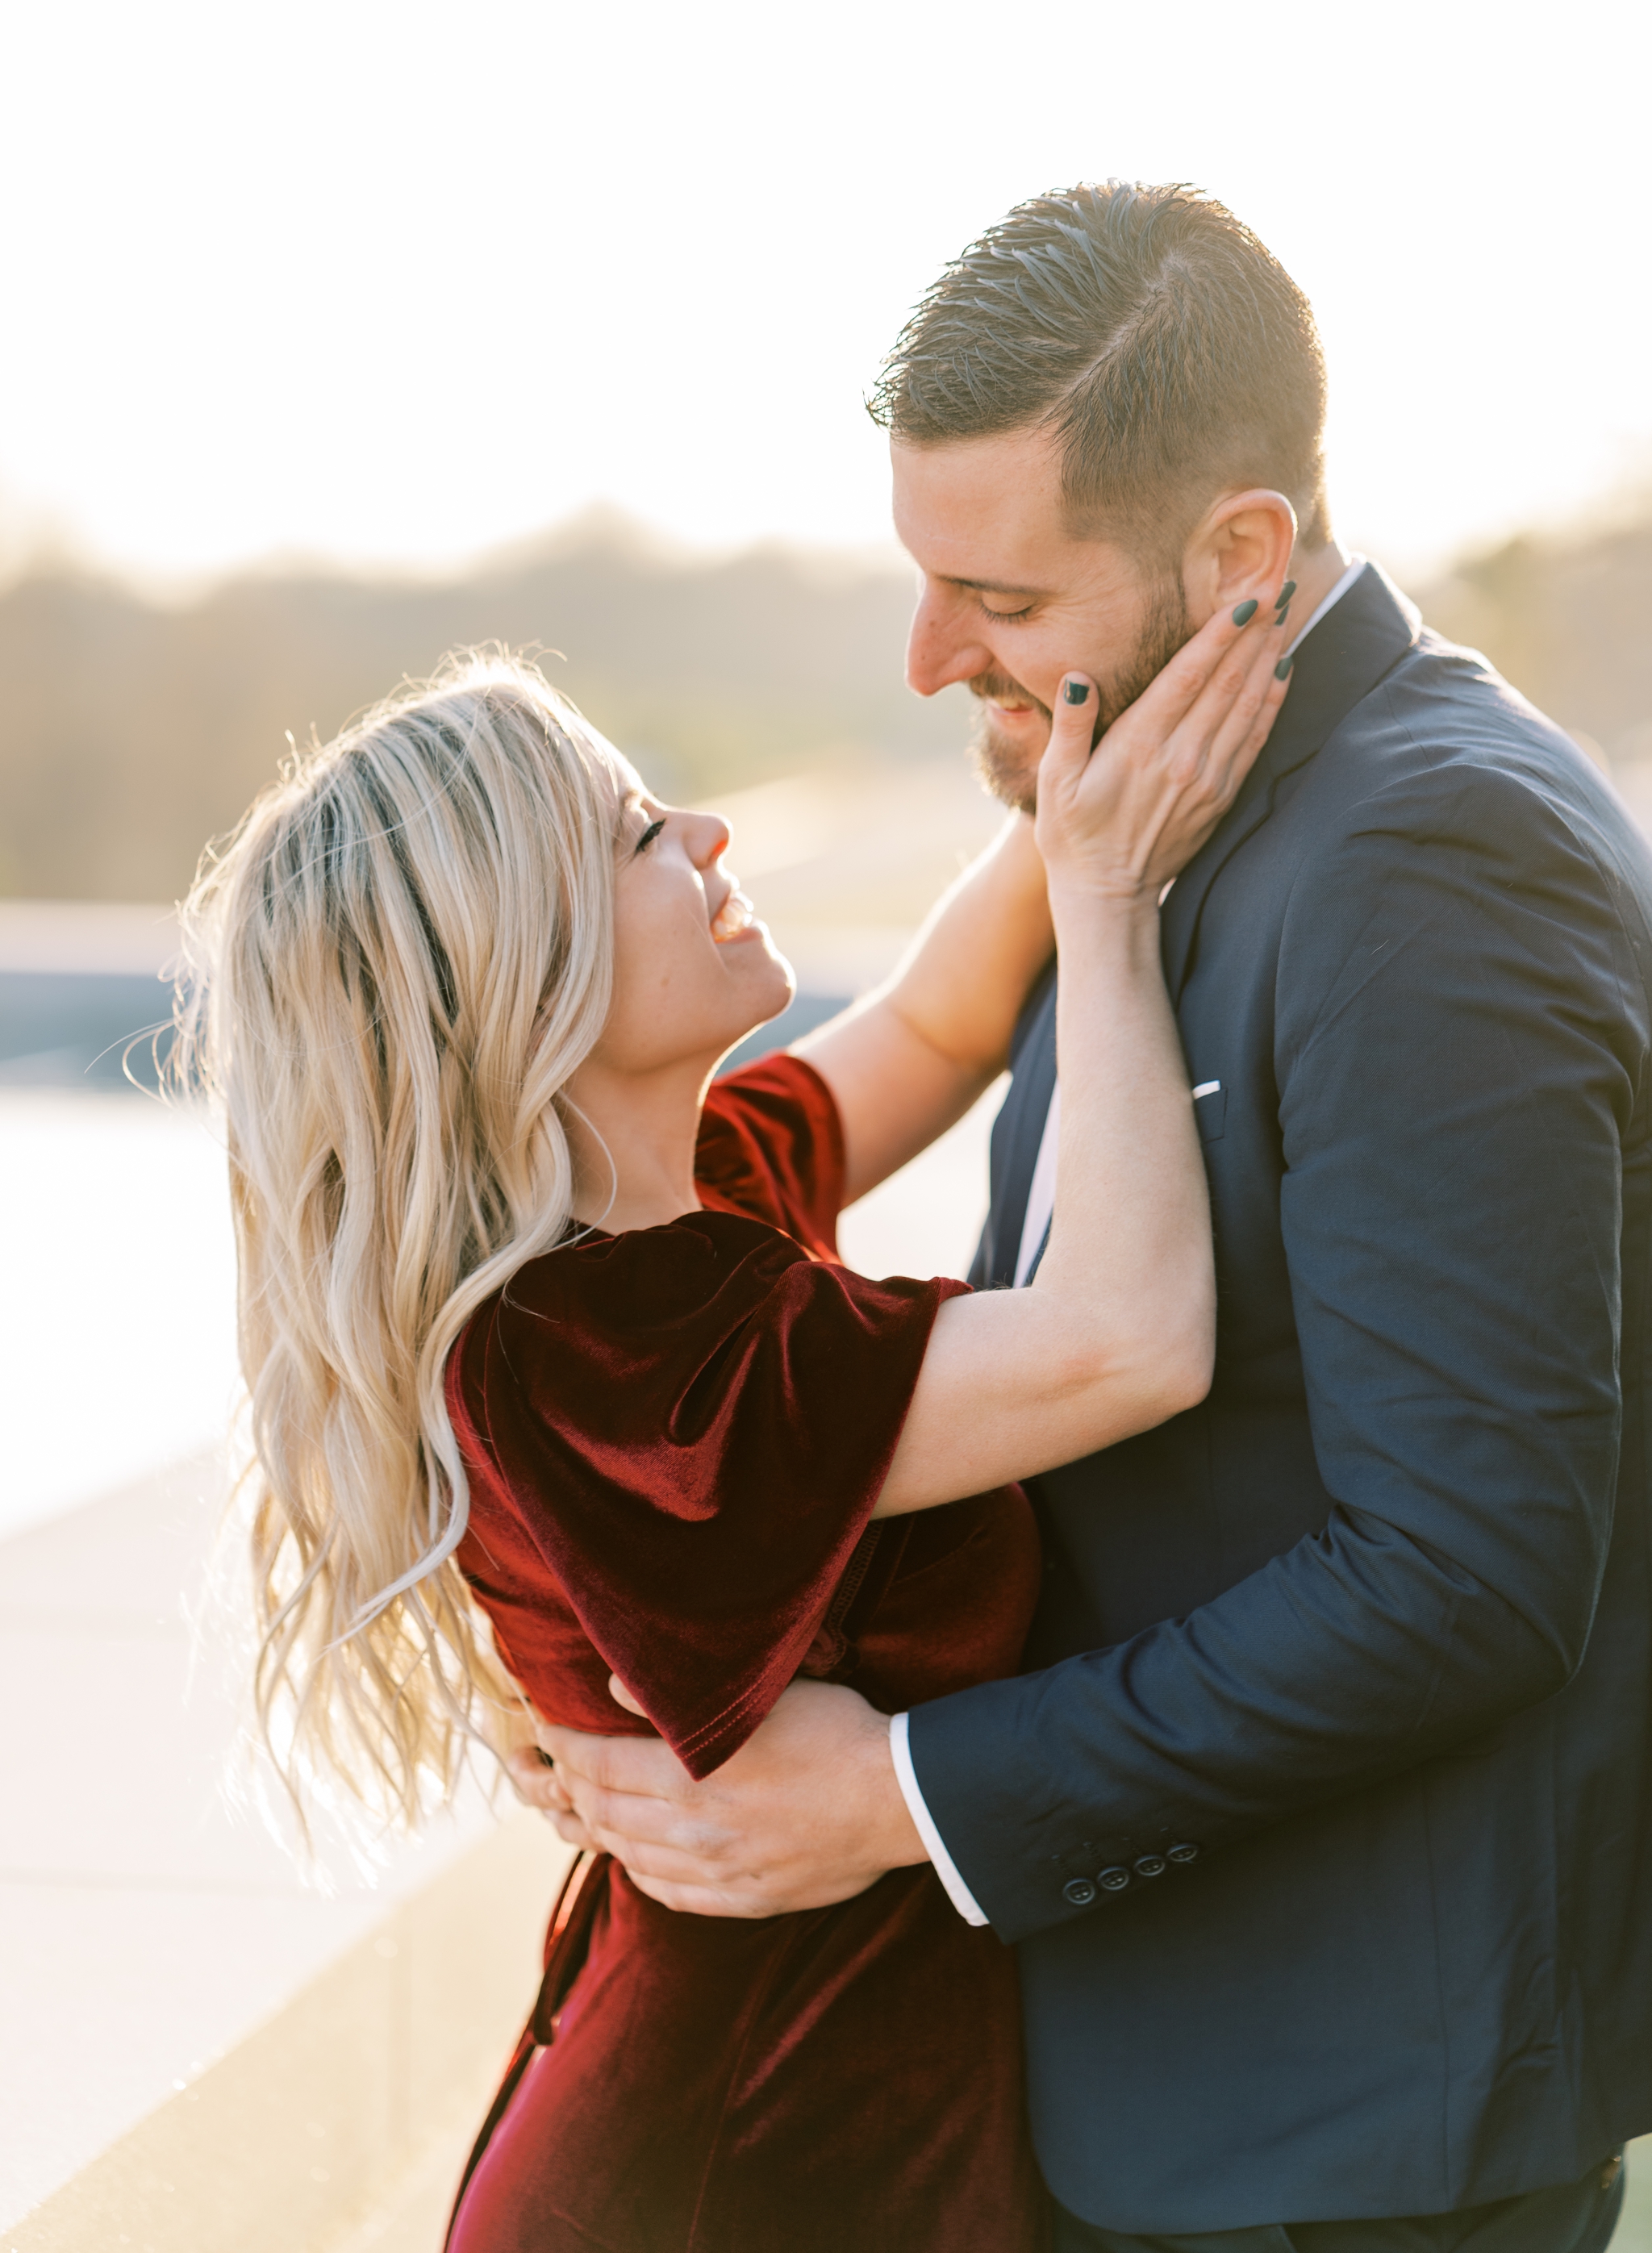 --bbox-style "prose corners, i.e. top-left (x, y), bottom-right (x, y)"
top-left (632, 817), bottom-right (667, 857)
